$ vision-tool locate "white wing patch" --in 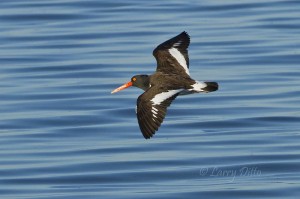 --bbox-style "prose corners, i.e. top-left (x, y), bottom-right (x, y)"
top-left (151, 107), bottom-right (158, 118)
top-left (150, 89), bottom-right (182, 120)
top-left (168, 47), bottom-right (190, 75)
top-left (151, 89), bottom-right (182, 105)
top-left (189, 81), bottom-right (207, 92)
top-left (173, 41), bottom-right (182, 47)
